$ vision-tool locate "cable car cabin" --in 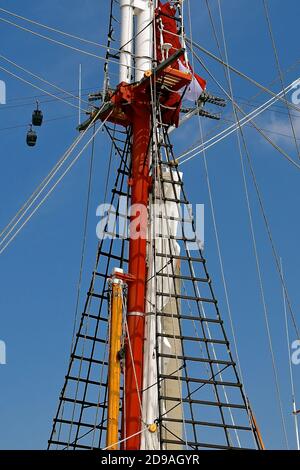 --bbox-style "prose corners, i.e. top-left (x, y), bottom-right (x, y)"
top-left (32, 108), bottom-right (43, 126)
top-left (26, 127), bottom-right (37, 147)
